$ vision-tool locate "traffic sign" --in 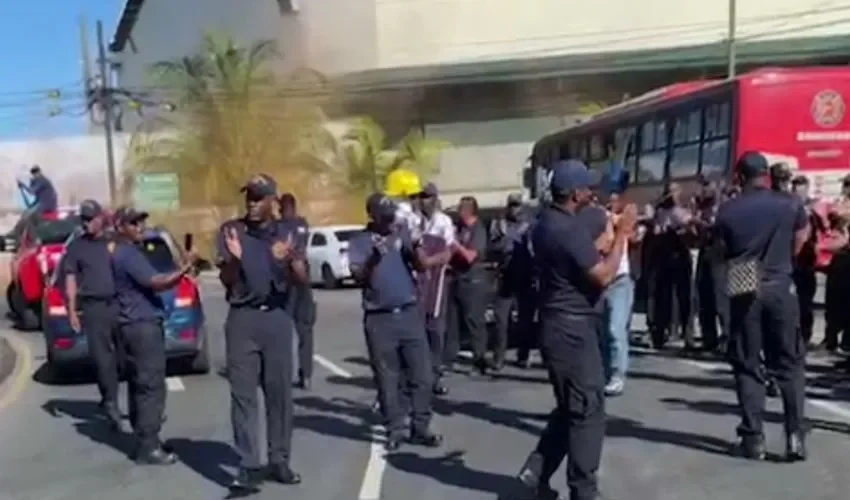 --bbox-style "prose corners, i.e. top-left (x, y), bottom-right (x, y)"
top-left (133, 173), bottom-right (179, 210)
